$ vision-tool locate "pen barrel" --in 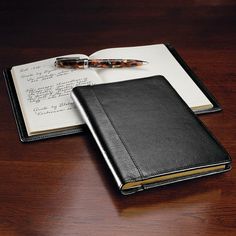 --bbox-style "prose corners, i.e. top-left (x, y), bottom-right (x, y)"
top-left (55, 58), bottom-right (146, 69)
top-left (55, 59), bottom-right (88, 69)
top-left (88, 59), bottom-right (144, 68)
